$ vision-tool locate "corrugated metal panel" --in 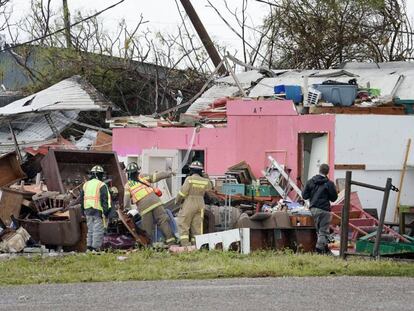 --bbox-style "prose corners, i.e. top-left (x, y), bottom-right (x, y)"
top-left (341, 61), bottom-right (414, 70)
top-left (0, 76), bottom-right (112, 117)
top-left (0, 111), bottom-right (78, 154)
